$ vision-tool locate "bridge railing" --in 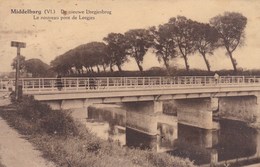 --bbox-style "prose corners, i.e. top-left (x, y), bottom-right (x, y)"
top-left (1, 76), bottom-right (260, 93)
